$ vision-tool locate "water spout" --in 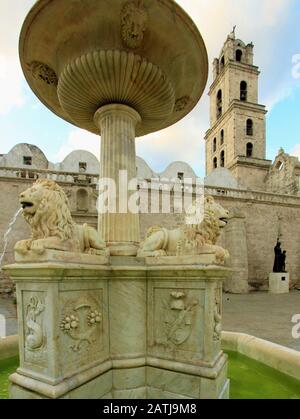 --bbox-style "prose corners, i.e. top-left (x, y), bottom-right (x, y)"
top-left (0, 208), bottom-right (22, 269)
